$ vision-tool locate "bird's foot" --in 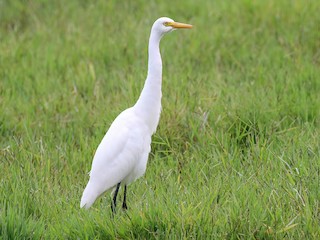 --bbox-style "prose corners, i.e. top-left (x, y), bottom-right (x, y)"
top-left (122, 202), bottom-right (128, 210)
top-left (111, 202), bottom-right (117, 214)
